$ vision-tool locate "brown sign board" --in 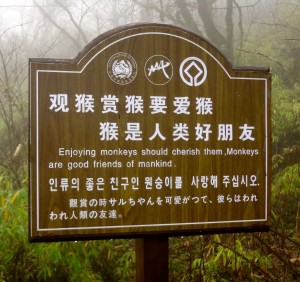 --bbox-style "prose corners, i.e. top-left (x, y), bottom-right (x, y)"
top-left (29, 23), bottom-right (271, 242)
